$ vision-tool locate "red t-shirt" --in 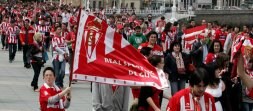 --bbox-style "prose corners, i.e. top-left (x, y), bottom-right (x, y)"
top-left (69, 16), bottom-right (77, 26)
top-left (65, 31), bottom-right (76, 50)
top-left (138, 87), bottom-right (162, 111)
top-left (40, 83), bottom-right (65, 111)
top-left (61, 29), bottom-right (69, 38)
top-left (132, 88), bottom-right (140, 99)
top-left (205, 53), bottom-right (216, 64)
top-left (215, 30), bottom-right (227, 46)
